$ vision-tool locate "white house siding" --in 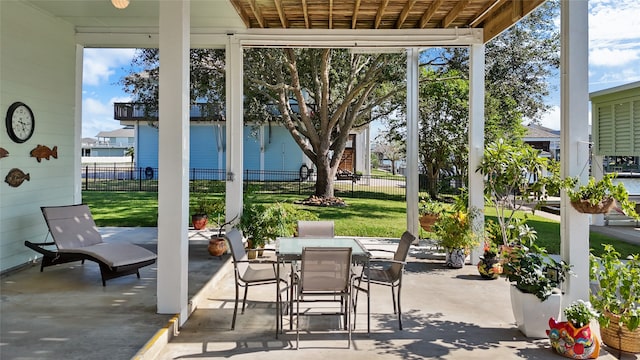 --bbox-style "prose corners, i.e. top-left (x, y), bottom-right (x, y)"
top-left (0, 2), bottom-right (77, 271)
